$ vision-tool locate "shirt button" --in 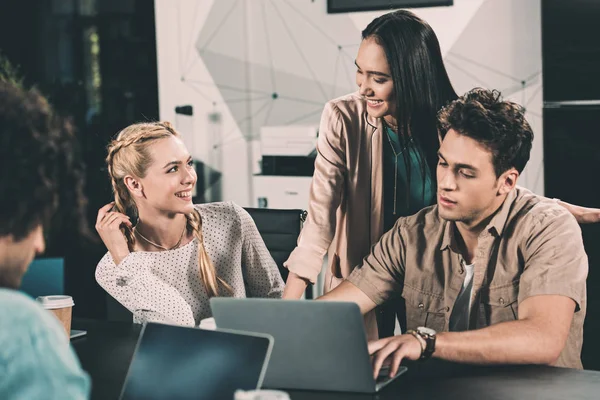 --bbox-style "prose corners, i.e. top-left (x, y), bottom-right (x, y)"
top-left (499, 298), bottom-right (505, 305)
top-left (418, 303), bottom-right (424, 309)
